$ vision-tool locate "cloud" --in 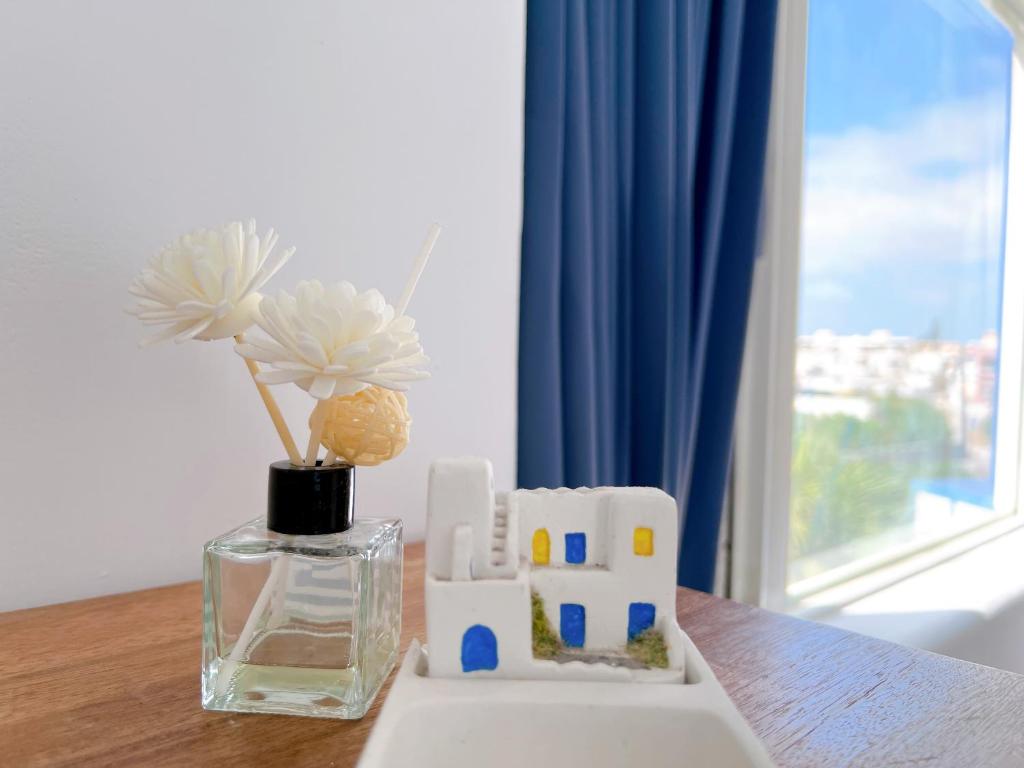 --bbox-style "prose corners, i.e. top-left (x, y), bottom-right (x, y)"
top-left (803, 277), bottom-right (852, 303)
top-left (800, 93), bottom-right (1009, 278)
